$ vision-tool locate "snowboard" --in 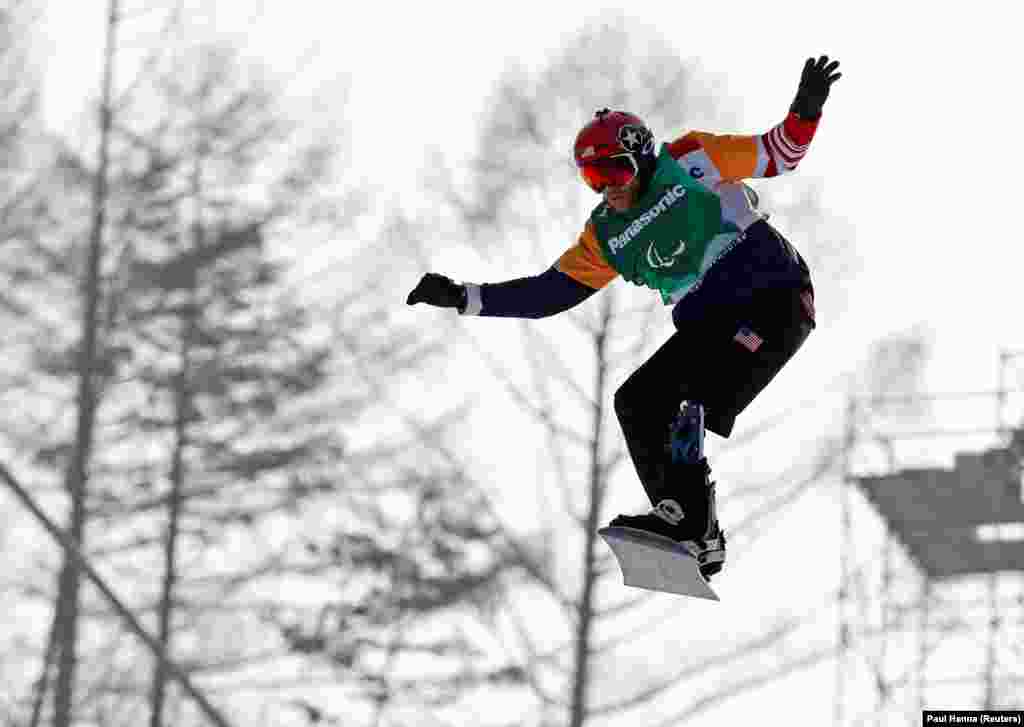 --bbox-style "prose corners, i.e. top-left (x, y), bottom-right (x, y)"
top-left (599, 526), bottom-right (719, 601)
